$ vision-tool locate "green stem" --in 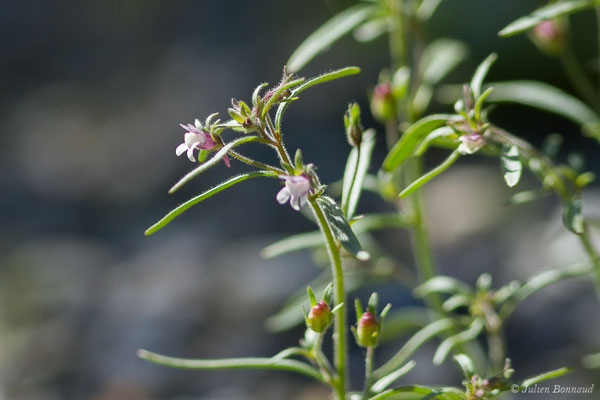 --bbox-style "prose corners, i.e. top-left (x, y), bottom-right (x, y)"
top-left (313, 332), bottom-right (335, 384)
top-left (137, 350), bottom-right (325, 382)
top-left (405, 157), bottom-right (442, 312)
top-left (362, 346), bottom-right (375, 399)
top-left (559, 49), bottom-right (599, 110)
top-left (579, 225), bottom-right (600, 298)
top-left (388, 0), bottom-right (407, 72)
top-left (487, 330), bottom-right (505, 372)
top-left (309, 197), bottom-right (347, 400)
top-left (229, 150), bottom-right (283, 173)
